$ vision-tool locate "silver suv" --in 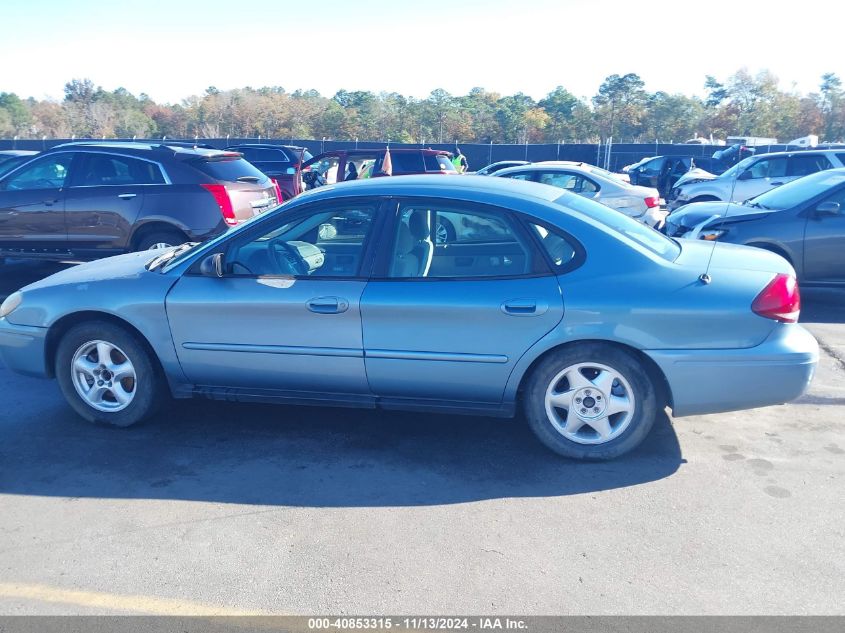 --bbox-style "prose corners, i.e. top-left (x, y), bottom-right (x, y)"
top-left (667, 149), bottom-right (845, 210)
